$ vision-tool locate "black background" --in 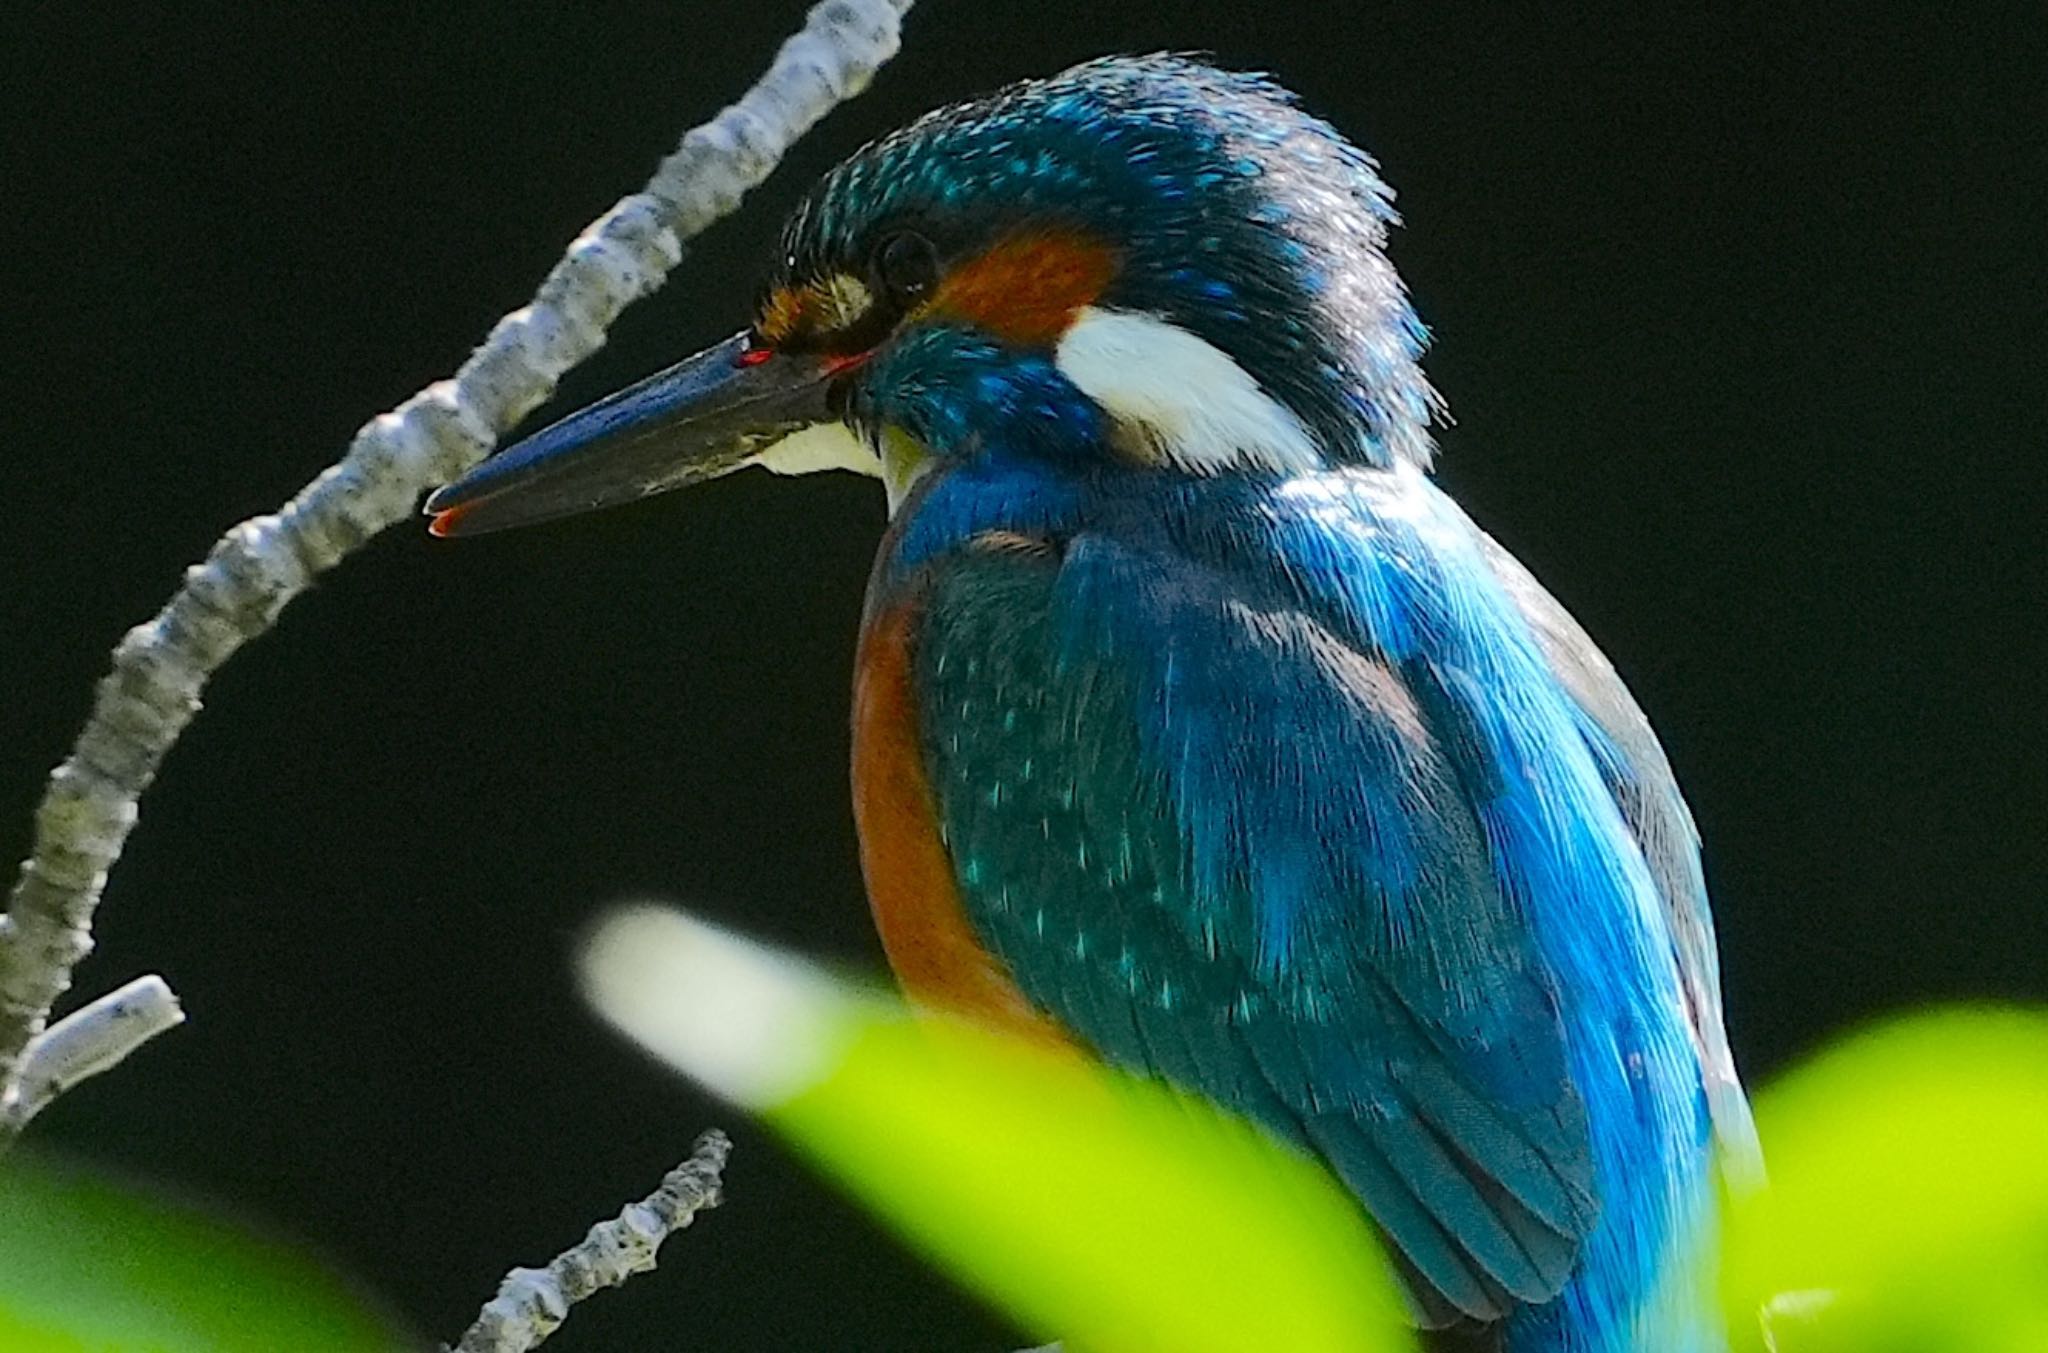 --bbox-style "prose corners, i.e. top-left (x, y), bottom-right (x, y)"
top-left (4, 3), bottom-right (2042, 1348)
